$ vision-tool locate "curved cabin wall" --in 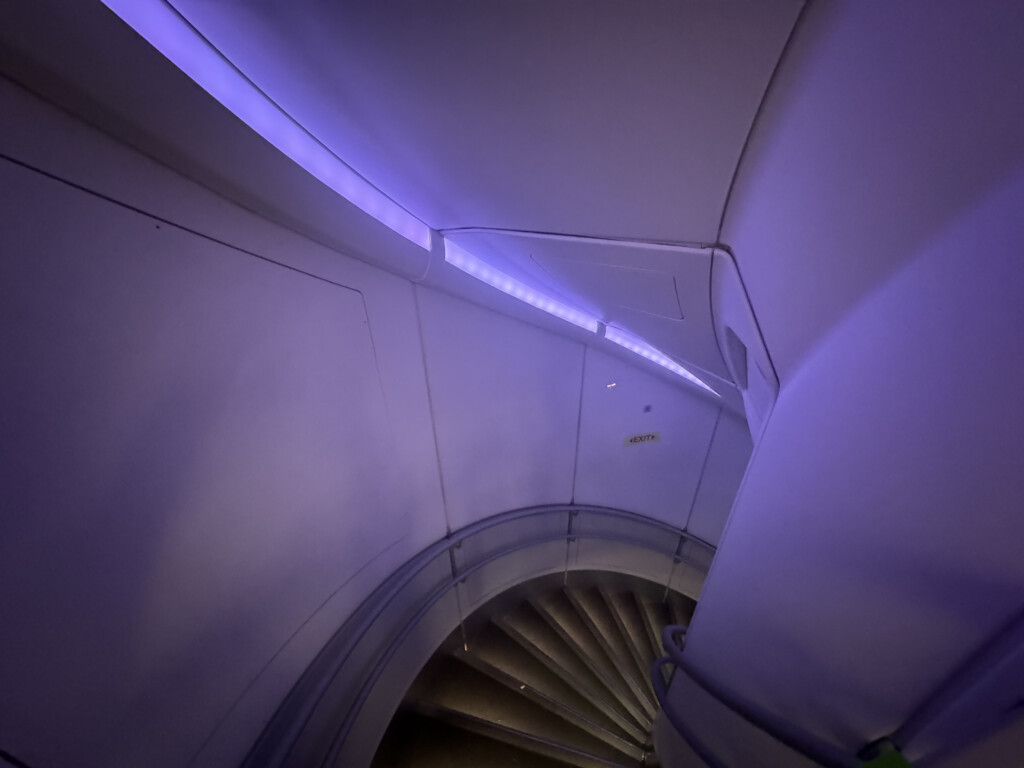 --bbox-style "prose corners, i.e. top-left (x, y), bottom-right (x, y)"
top-left (677, 1), bottom-right (1024, 764)
top-left (0, 75), bottom-right (751, 768)
top-left (0, 75), bottom-right (446, 768)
